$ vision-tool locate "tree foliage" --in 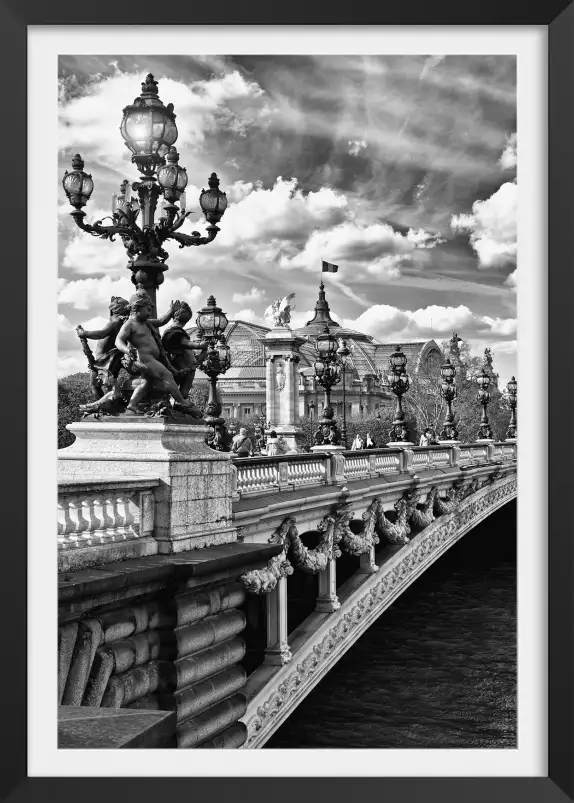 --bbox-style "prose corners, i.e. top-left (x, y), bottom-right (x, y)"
top-left (58, 372), bottom-right (93, 449)
top-left (402, 339), bottom-right (510, 443)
